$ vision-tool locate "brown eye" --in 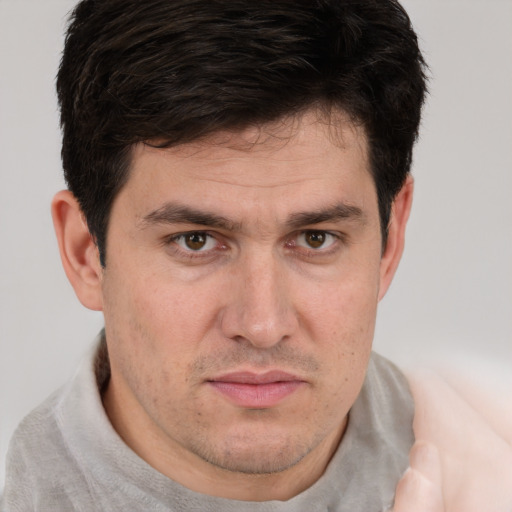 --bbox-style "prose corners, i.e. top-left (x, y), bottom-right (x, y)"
top-left (184, 232), bottom-right (208, 250)
top-left (294, 231), bottom-right (337, 251)
top-left (171, 232), bottom-right (216, 252)
top-left (304, 231), bottom-right (326, 248)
